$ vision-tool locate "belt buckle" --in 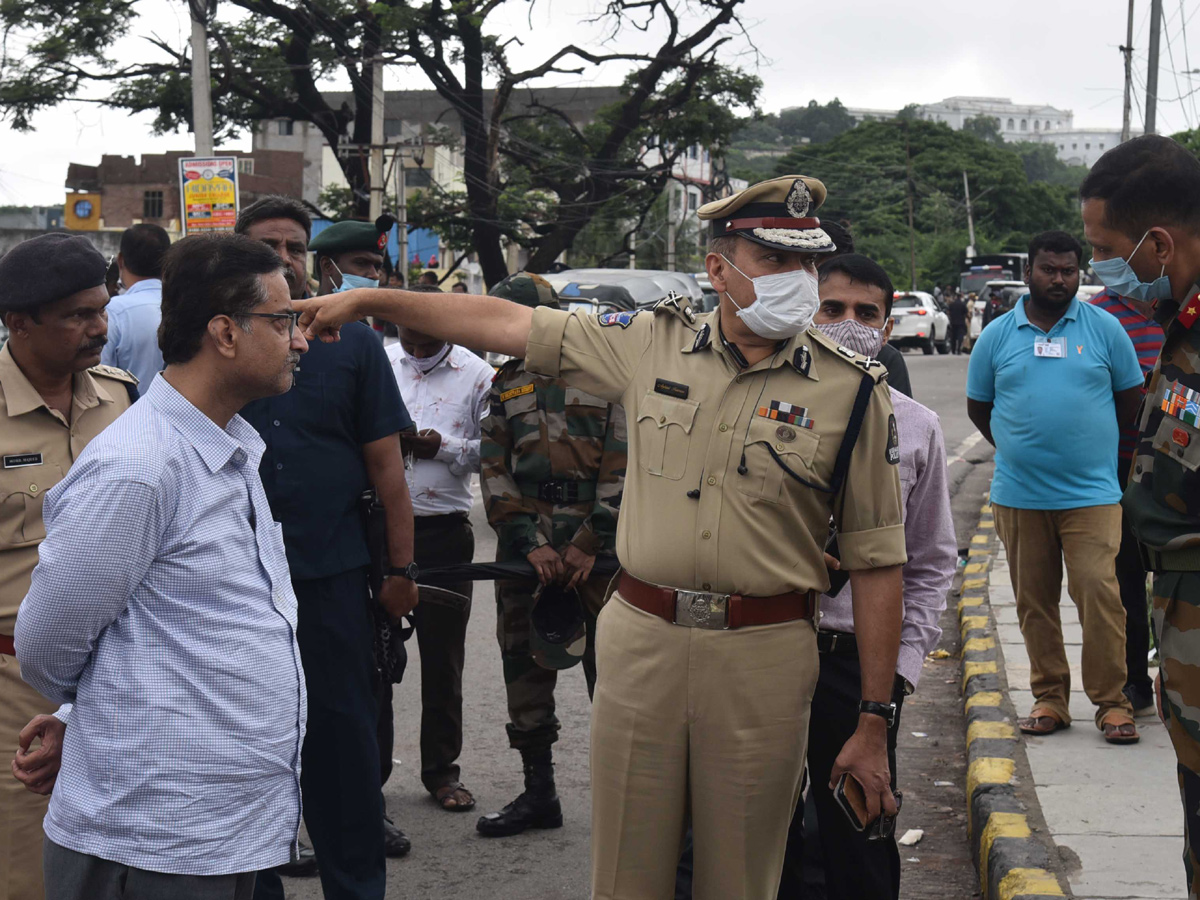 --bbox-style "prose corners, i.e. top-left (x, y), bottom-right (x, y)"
top-left (673, 590), bottom-right (730, 630)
